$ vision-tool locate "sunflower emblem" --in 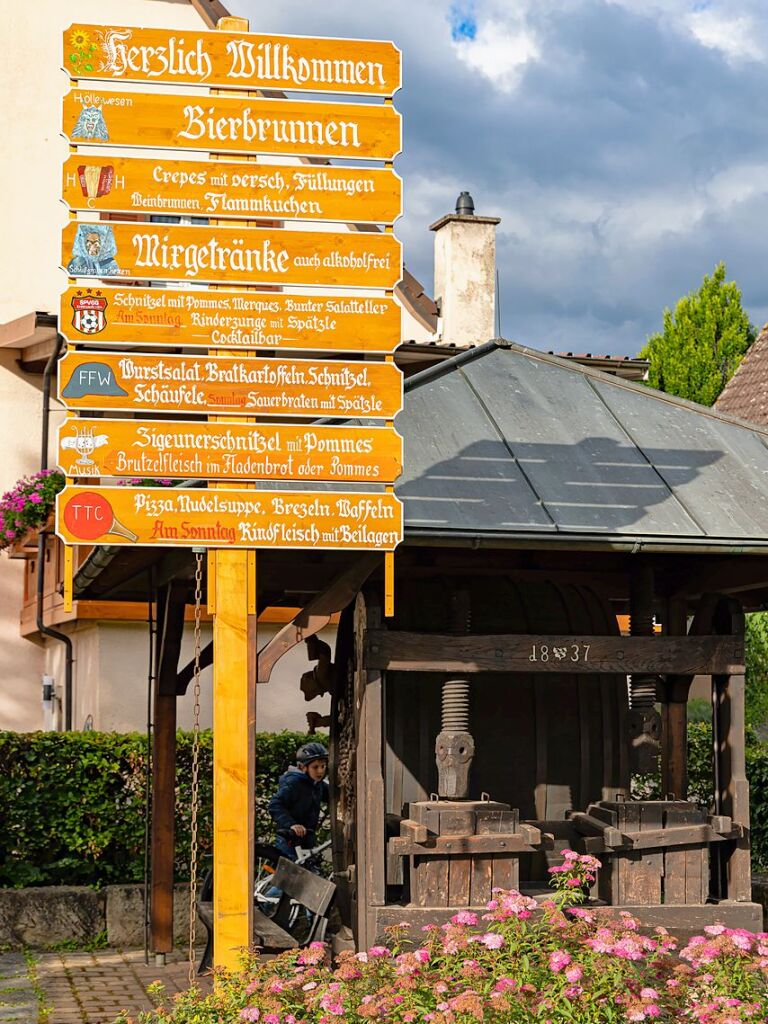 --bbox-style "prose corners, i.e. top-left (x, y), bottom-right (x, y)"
top-left (67, 27), bottom-right (98, 75)
top-left (69, 29), bottom-right (91, 49)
